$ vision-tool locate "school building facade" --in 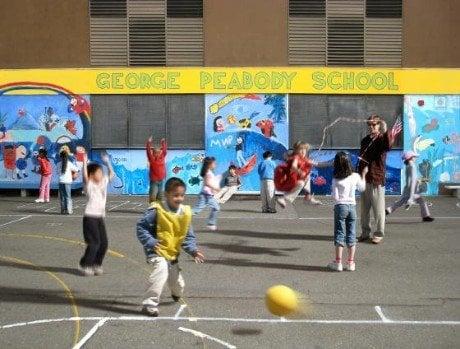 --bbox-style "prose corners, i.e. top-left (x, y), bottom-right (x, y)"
top-left (0, 0), bottom-right (459, 195)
